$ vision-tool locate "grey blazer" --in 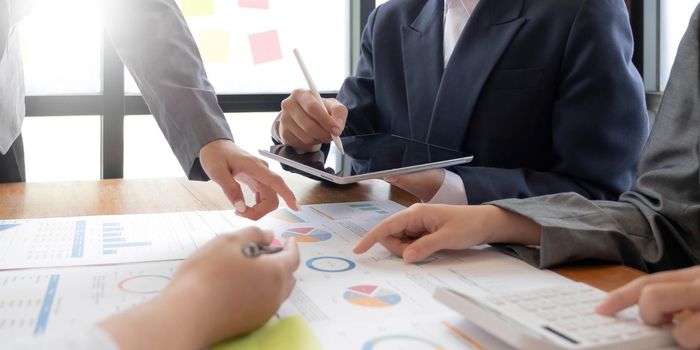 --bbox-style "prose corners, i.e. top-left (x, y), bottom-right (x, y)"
top-left (0, 0), bottom-right (233, 179)
top-left (490, 5), bottom-right (700, 273)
